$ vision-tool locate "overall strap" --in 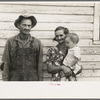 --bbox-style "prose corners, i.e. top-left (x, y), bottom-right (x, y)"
top-left (10, 39), bottom-right (19, 70)
top-left (15, 40), bottom-right (19, 48)
top-left (30, 37), bottom-right (34, 48)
